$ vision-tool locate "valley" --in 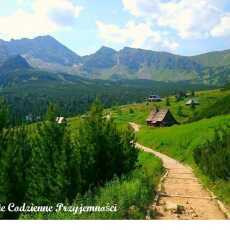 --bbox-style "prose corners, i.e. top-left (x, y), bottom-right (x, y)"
top-left (0, 36), bottom-right (229, 220)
